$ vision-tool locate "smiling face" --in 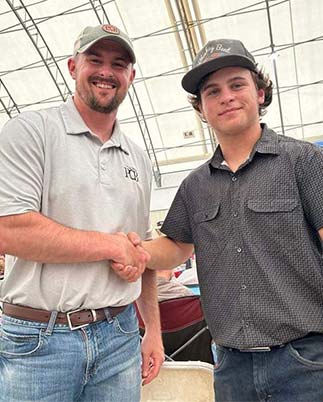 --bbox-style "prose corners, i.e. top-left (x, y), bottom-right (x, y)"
top-left (68, 39), bottom-right (135, 115)
top-left (199, 66), bottom-right (265, 139)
